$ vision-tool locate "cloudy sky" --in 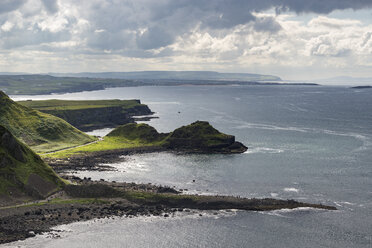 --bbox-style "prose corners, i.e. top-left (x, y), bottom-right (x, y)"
top-left (1, 0), bottom-right (372, 80)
